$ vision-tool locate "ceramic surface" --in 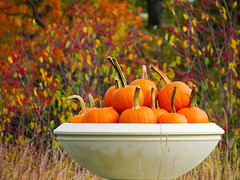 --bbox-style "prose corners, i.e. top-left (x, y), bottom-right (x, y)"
top-left (53, 123), bottom-right (224, 180)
